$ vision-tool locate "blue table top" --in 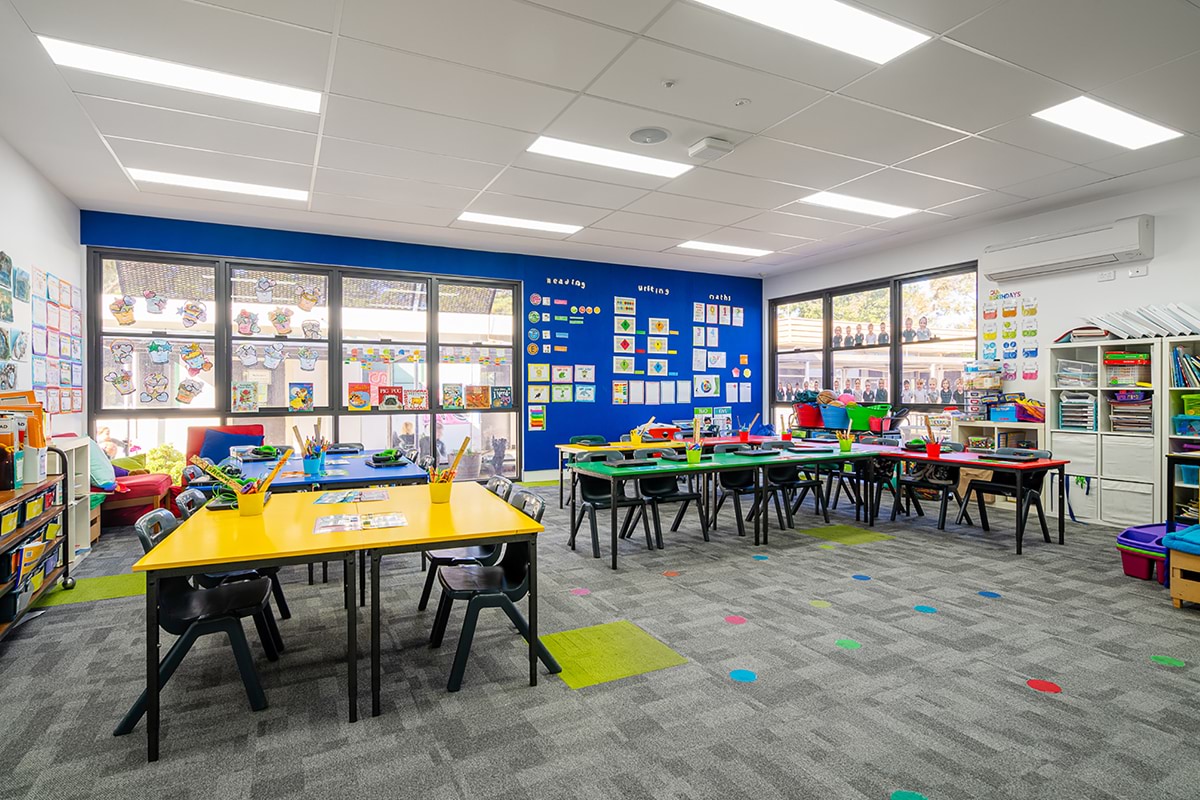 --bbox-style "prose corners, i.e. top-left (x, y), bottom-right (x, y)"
top-left (201, 449), bottom-right (428, 490)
